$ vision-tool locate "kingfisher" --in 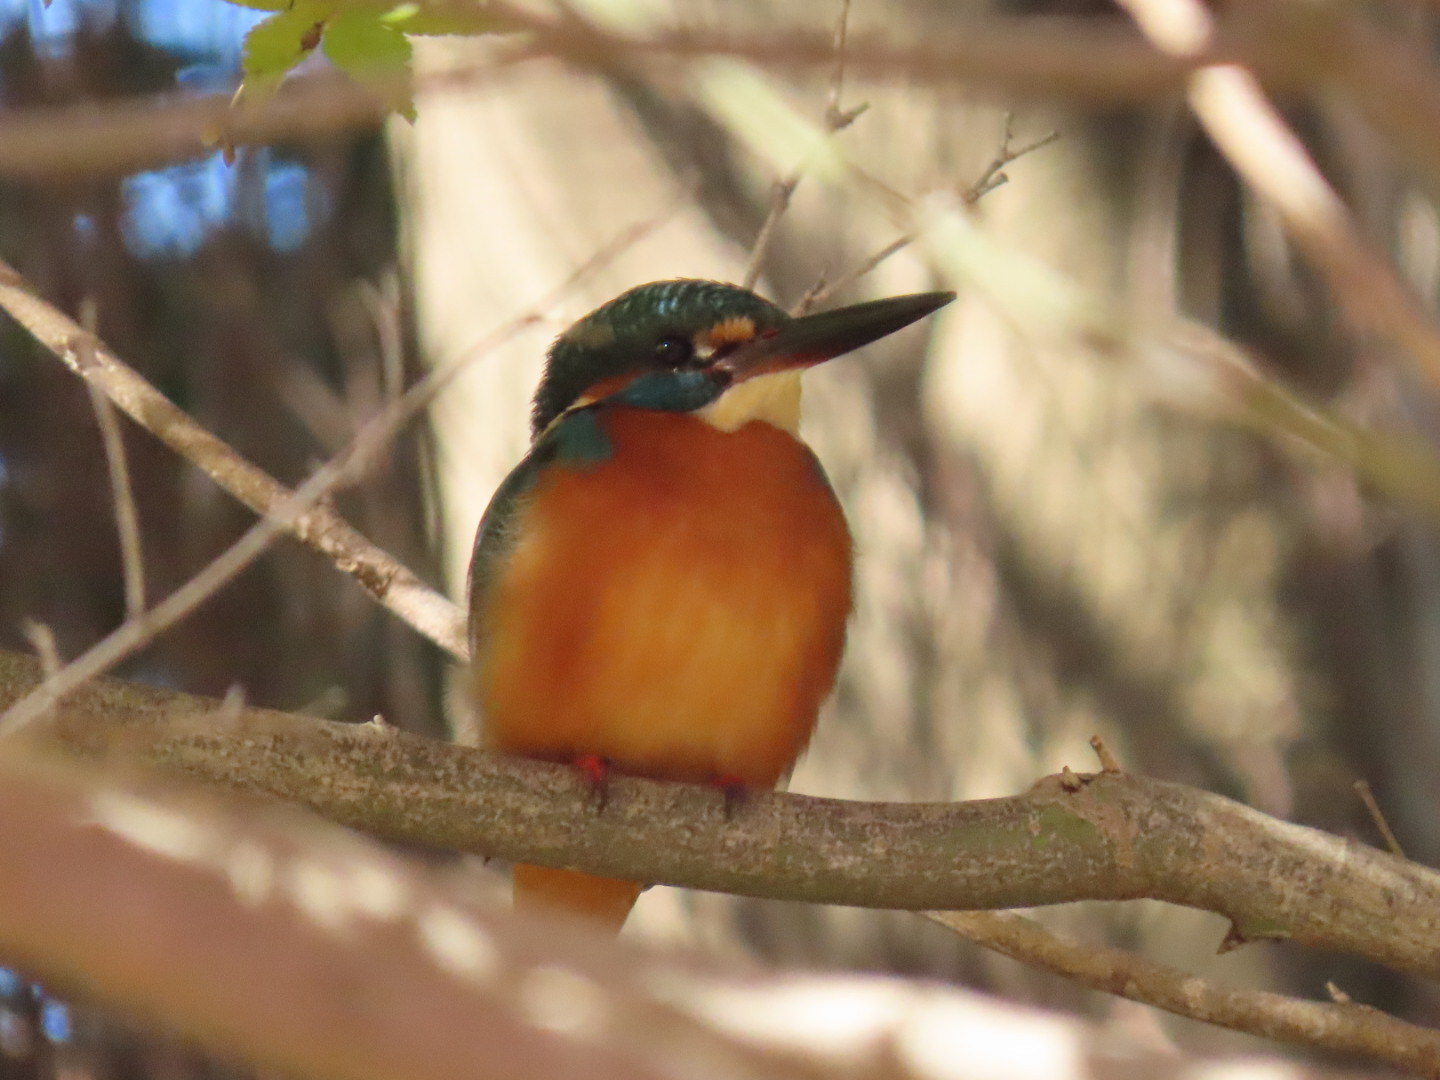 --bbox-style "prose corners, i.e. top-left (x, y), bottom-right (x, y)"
top-left (467, 279), bottom-right (953, 931)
